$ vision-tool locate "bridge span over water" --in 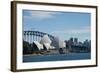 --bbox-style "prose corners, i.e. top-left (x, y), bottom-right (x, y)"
top-left (23, 31), bottom-right (55, 43)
